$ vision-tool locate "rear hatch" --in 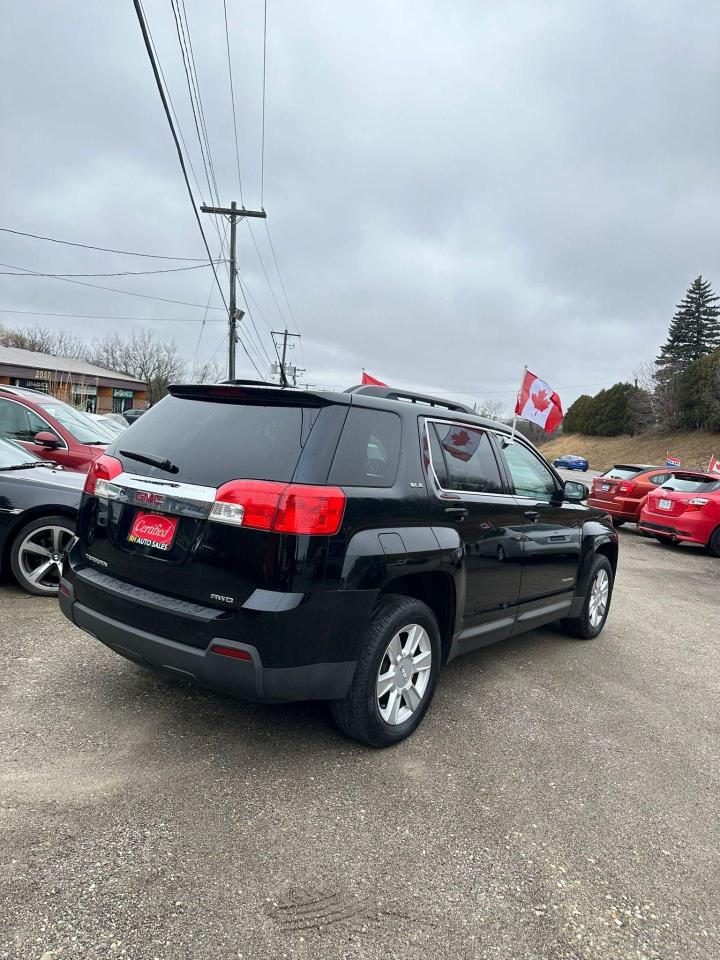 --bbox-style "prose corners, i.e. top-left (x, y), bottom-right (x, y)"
top-left (591, 465), bottom-right (643, 504)
top-left (74, 385), bottom-right (349, 614)
top-left (646, 473), bottom-right (720, 519)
